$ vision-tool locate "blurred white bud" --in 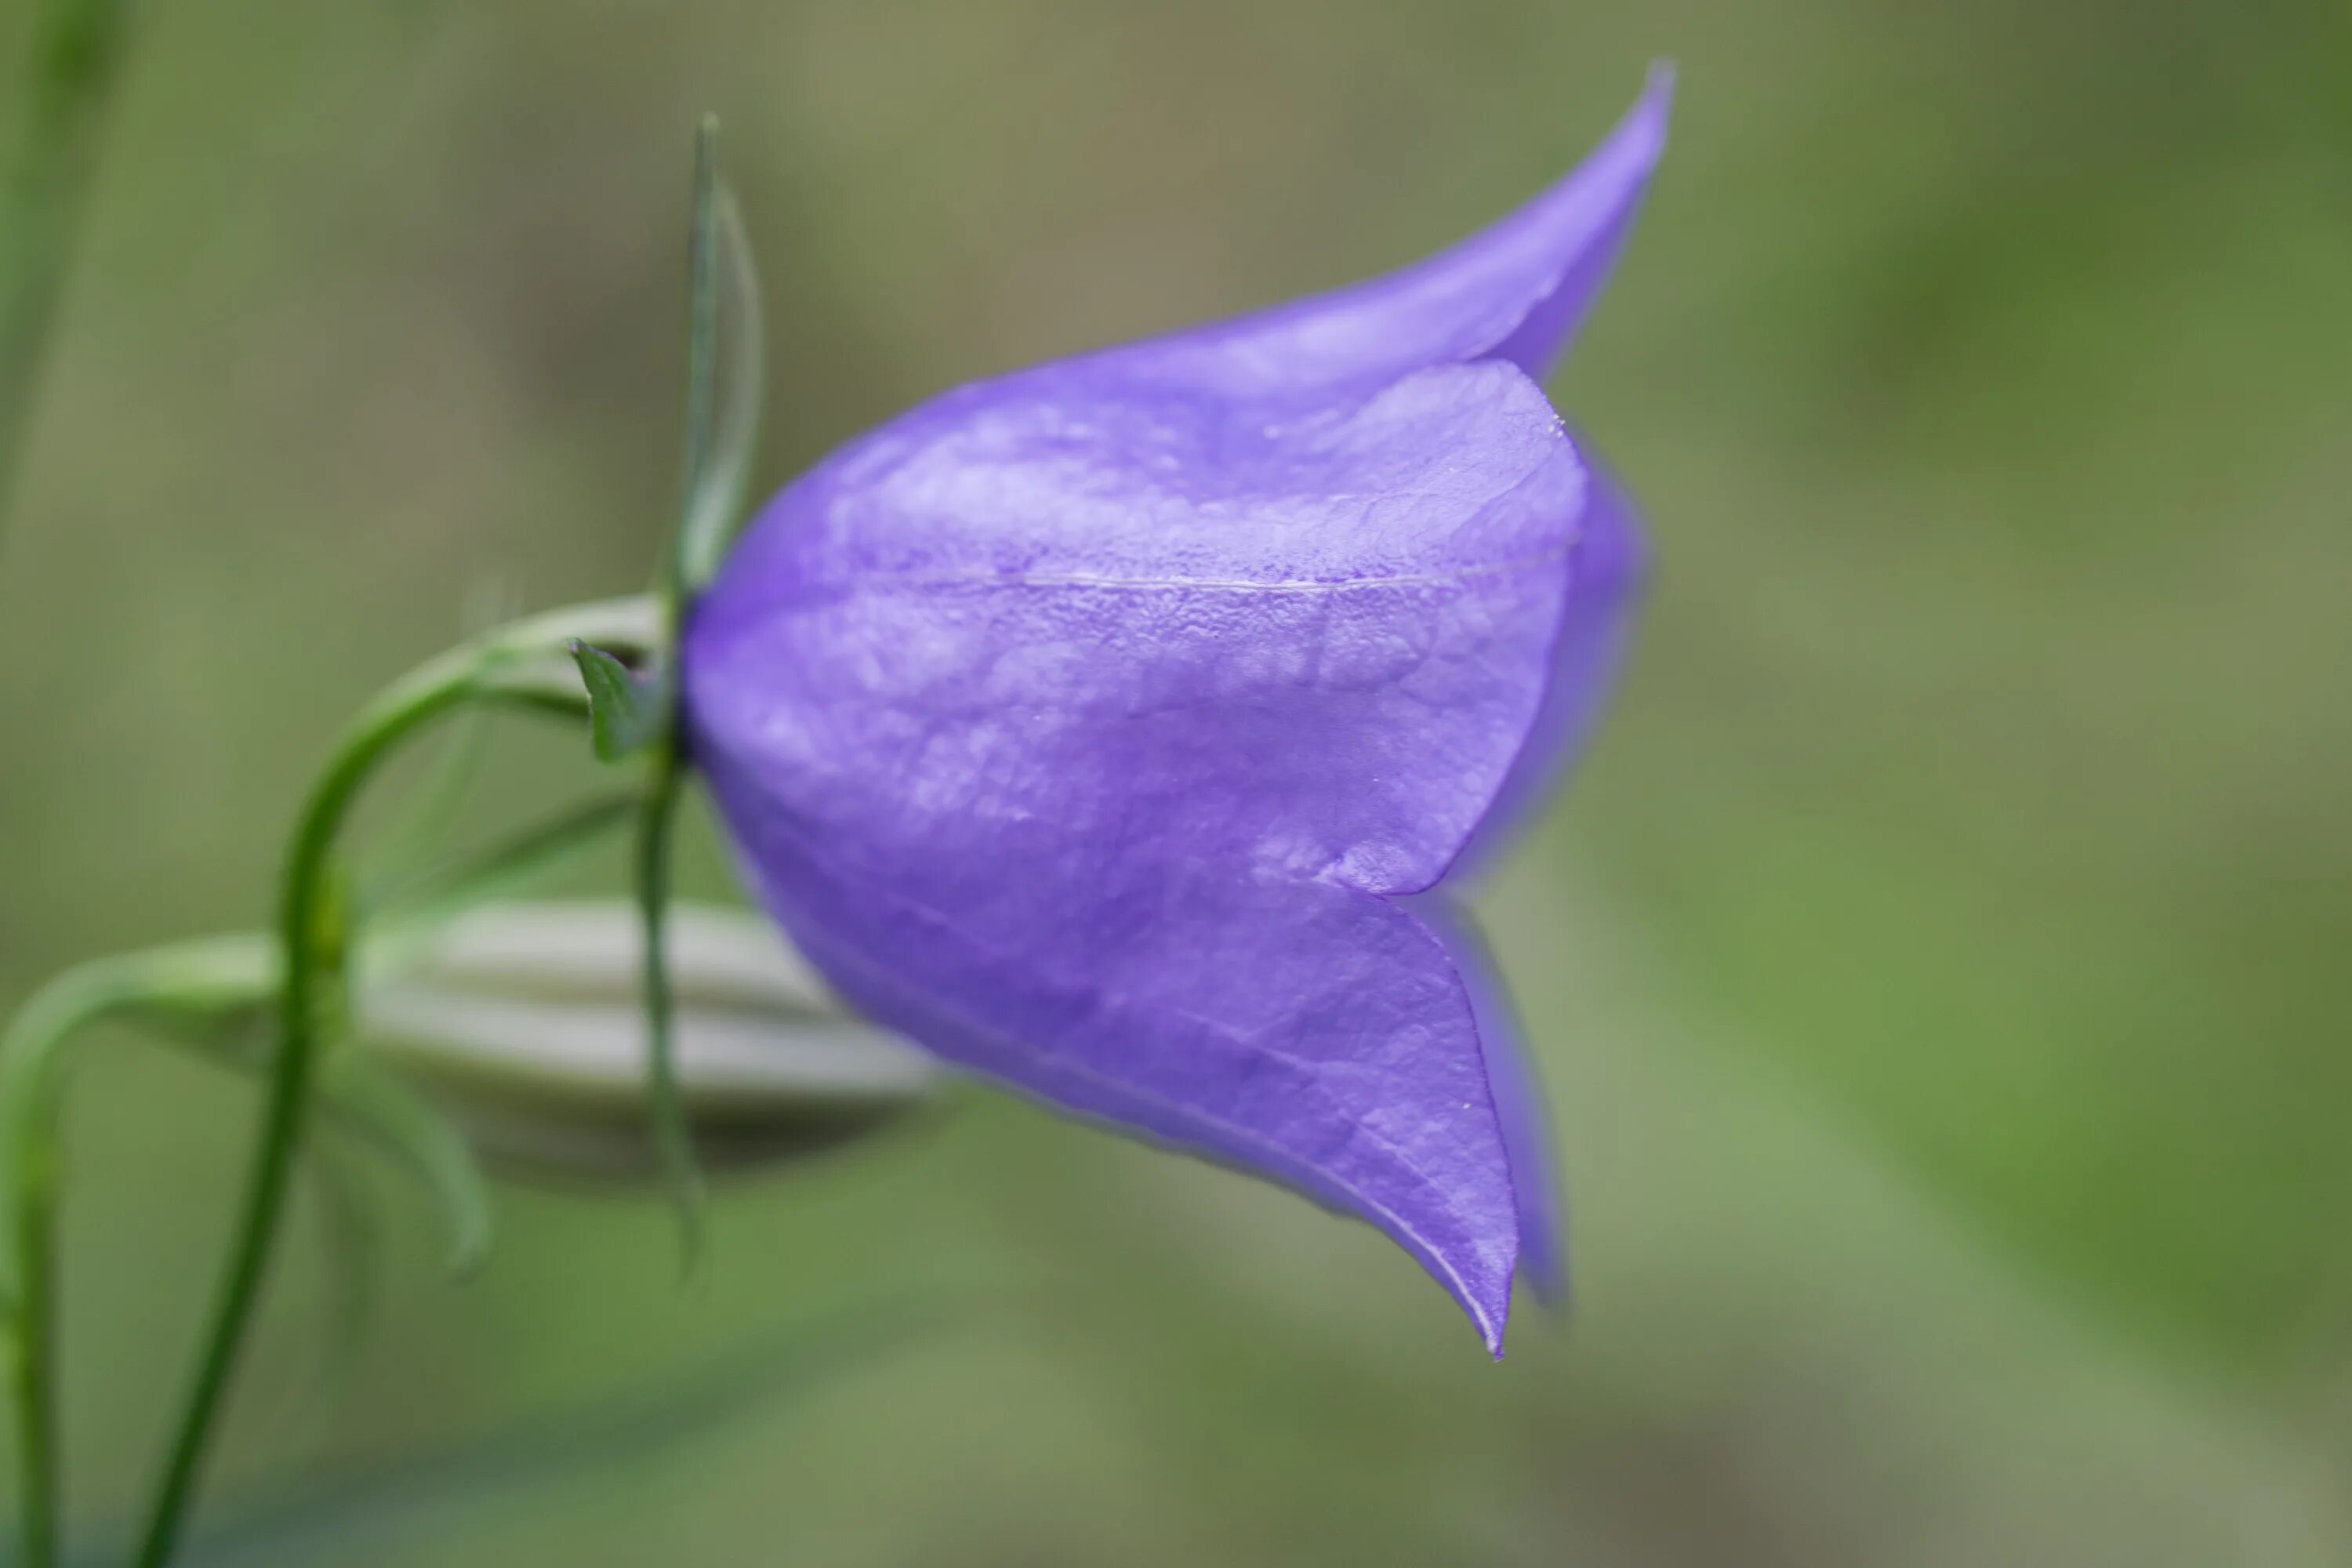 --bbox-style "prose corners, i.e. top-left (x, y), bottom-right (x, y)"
top-left (354, 900), bottom-right (940, 1181)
